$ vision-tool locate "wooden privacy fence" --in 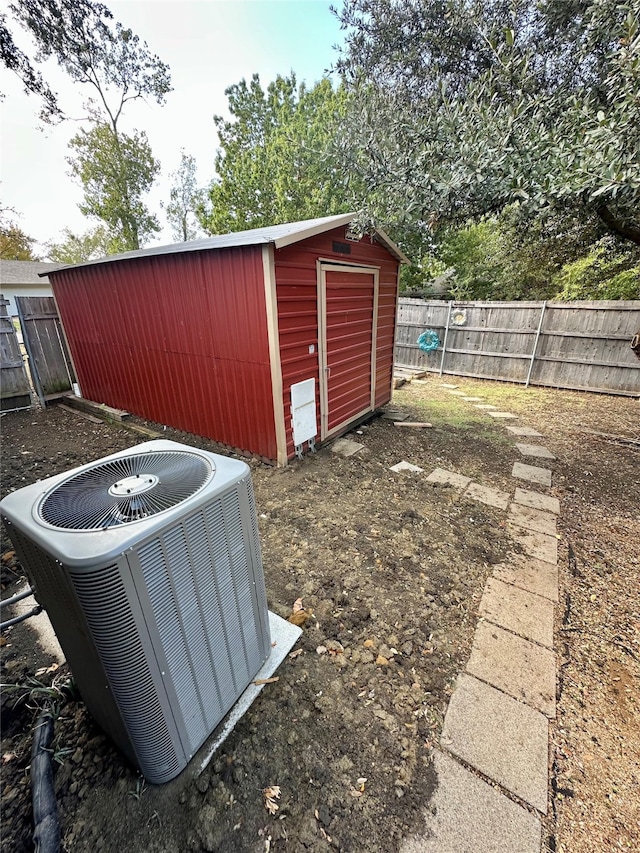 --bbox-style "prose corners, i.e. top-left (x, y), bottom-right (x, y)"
top-left (395, 299), bottom-right (640, 397)
top-left (0, 296), bottom-right (31, 411)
